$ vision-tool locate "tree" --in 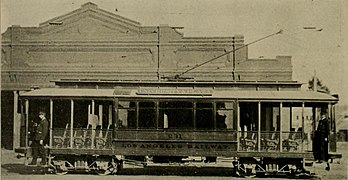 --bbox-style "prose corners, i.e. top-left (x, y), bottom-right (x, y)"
top-left (308, 77), bottom-right (330, 94)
